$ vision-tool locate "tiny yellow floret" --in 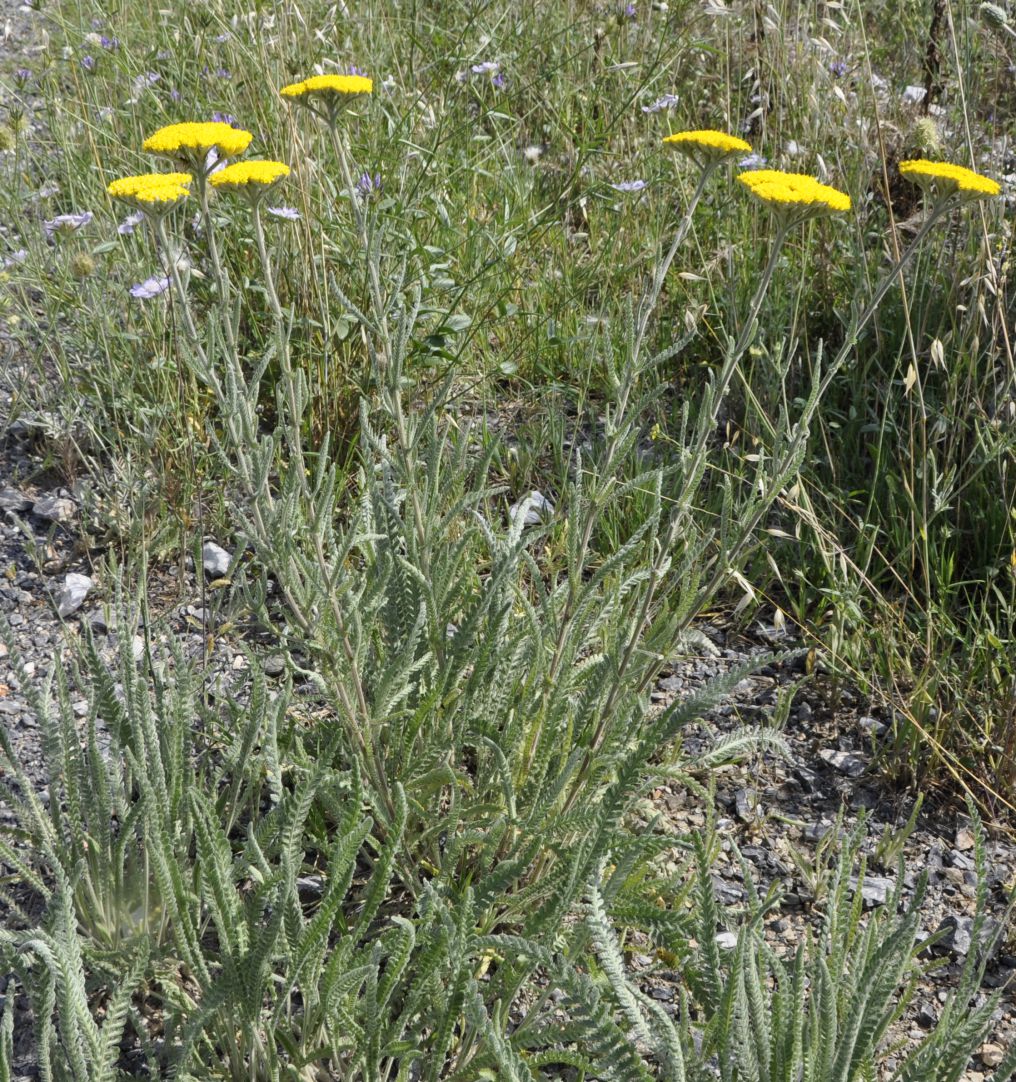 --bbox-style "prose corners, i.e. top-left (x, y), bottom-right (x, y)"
top-left (663, 130), bottom-right (752, 165)
top-left (209, 160), bottom-right (291, 189)
top-left (143, 121), bottom-right (253, 160)
top-left (737, 169), bottom-right (851, 214)
top-left (899, 159), bottom-right (1001, 199)
top-left (280, 74), bottom-right (373, 99)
